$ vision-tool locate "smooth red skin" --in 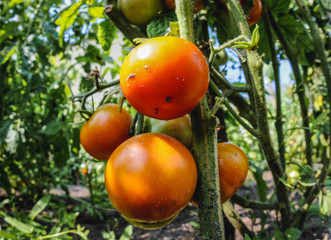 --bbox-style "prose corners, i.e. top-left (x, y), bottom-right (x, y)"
top-left (163, 0), bottom-right (204, 13)
top-left (80, 104), bottom-right (132, 161)
top-left (105, 133), bottom-right (198, 222)
top-left (191, 142), bottom-right (248, 205)
top-left (120, 36), bottom-right (209, 120)
top-left (245, 0), bottom-right (262, 26)
top-left (218, 142), bottom-right (249, 203)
